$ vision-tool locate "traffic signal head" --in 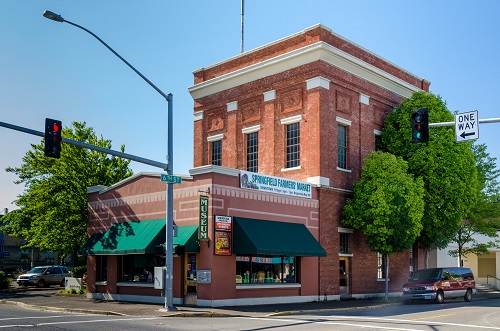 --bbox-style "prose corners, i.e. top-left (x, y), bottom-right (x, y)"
top-left (44, 118), bottom-right (62, 158)
top-left (411, 108), bottom-right (429, 143)
top-left (174, 245), bottom-right (185, 256)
